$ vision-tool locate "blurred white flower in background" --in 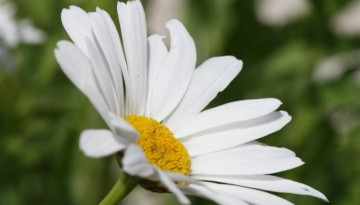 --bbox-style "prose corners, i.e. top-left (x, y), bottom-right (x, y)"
top-left (0, 0), bottom-right (46, 74)
top-left (0, 0), bottom-right (46, 48)
top-left (353, 69), bottom-right (360, 84)
top-left (313, 55), bottom-right (348, 83)
top-left (18, 19), bottom-right (47, 45)
top-left (331, 0), bottom-right (360, 36)
top-left (0, 46), bottom-right (15, 74)
top-left (313, 50), bottom-right (360, 83)
top-left (0, 2), bottom-right (17, 47)
top-left (330, 108), bottom-right (360, 138)
top-left (255, 0), bottom-right (311, 27)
